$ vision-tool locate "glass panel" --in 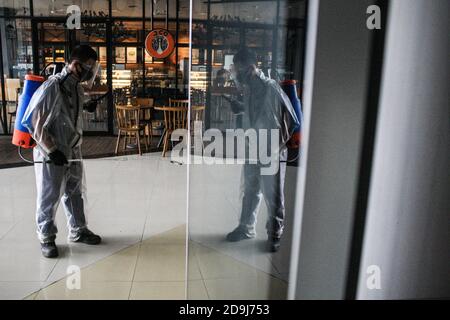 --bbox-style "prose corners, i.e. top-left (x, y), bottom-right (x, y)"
top-left (38, 22), bottom-right (66, 43)
top-left (145, 0), bottom-right (177, 19)
top-left (33, 0), bottom-right (109, 17)
top-left (279, 0), bottom-right (307, 22)
top-left (245, 28), bottom-right (273, 49)
top-left (187, 0), bottom-right (307, 300)
top-left (177, 20), bottom-right (189, 45)
top-left (80, 45), bottom-right (108, 132)
top-left (210, 1), bottom-right (277, 25)
top-left (143, 20), bottom-right (186, 101)
top-left (0, 18), bottom-right (32, 134)
top-left (113, 20), bottom-right (142, 43)
top-left (39, 45), bottom-right (66, 67)
top-left (212, 25), bottom-right (240, 47)
top-left (76, 22), bottom-right (107, 43)
top-left (178, 0), bottom-right (190, 19)
top-left (0, 0), bottom-right (30, 16)
top-left (0, 18), bottom-right (32, 78)
top-left (112, 47), bottom-right (142, 90)
top-left (36, 22), bottom-right (66, 74)
top-left (35, 21), bottom-right (110, 133)
top-left (111, 0), bottom-right (142, 17)
top-left (192, 22), bottom-right (207, 47)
